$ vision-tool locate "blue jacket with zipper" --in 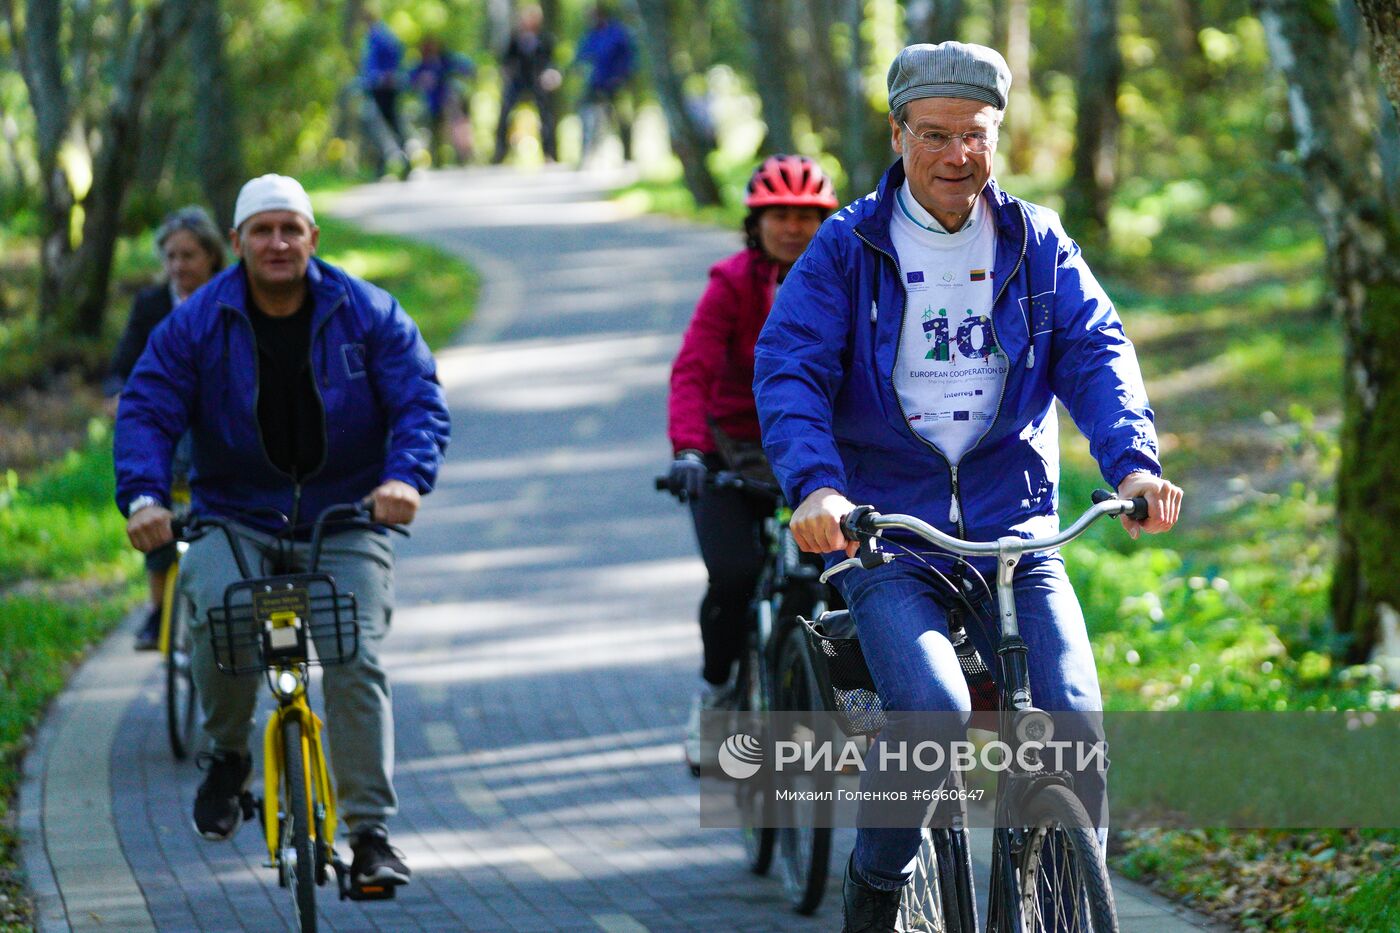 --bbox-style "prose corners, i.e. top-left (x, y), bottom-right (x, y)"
top-left (753, 160), bottom-right (1160, 555)
top-left (114, 258), bottom-right (451, 533)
